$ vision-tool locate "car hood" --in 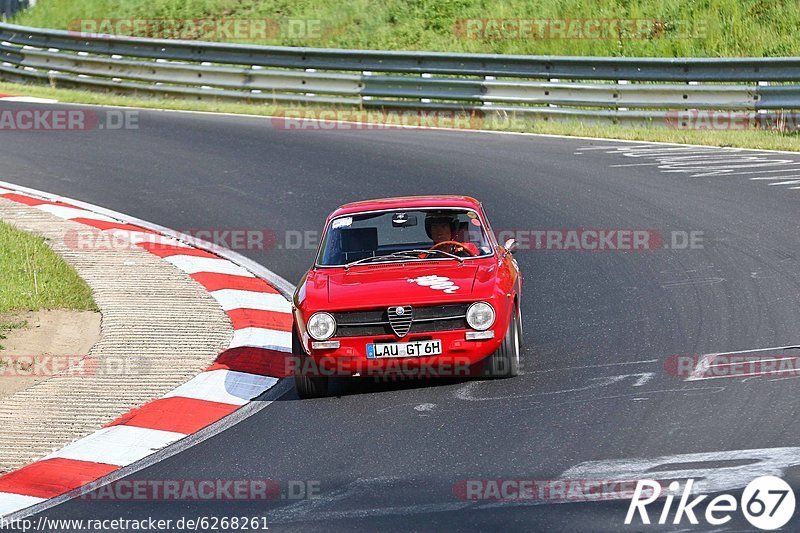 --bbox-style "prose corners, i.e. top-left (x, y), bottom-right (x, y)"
top-left (324, 261), bottom-right (490, 306)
